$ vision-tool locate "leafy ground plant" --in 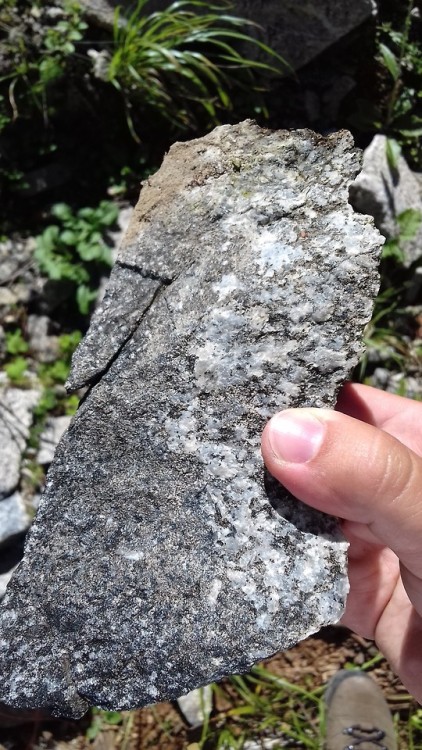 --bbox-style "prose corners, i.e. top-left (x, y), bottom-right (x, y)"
top-left (105, 0), bottom-right (289, 139)
top-left (35, 201), bottom-right (118, 314)
top-left (357, 207), bottom-right (422, 388)
top-left (349, 0), bottom-right (422, 170)
top-left (0, 0), bottom-right (87, 128)
top-left (377, 0), bottom-right (422, 169)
